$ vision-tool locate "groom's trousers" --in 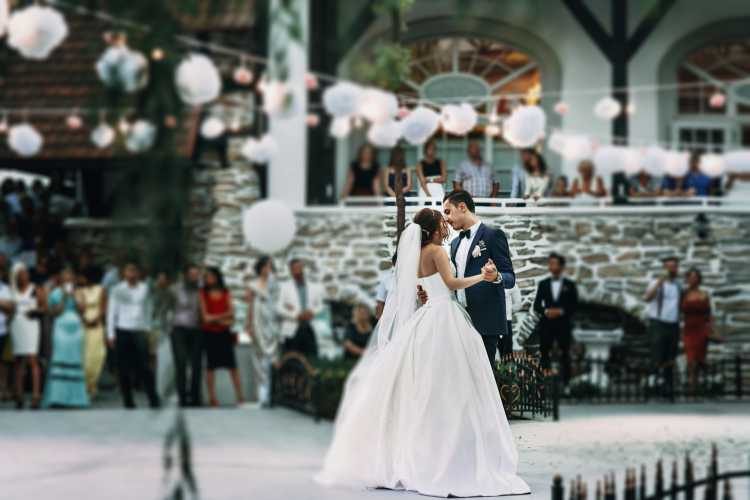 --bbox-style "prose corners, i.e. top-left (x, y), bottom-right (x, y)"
top-left (481, 335), bottom-right (499, 370)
